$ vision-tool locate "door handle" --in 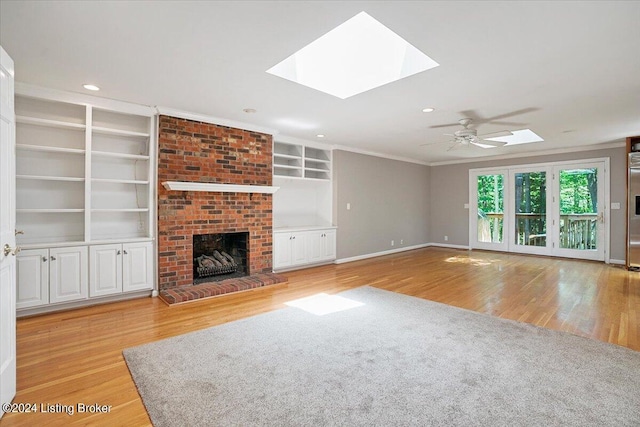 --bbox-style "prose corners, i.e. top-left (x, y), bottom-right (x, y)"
top-left (597, 212), bottom-right (604, 223)
top-left (3, 244), bottom-right (21, 256)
